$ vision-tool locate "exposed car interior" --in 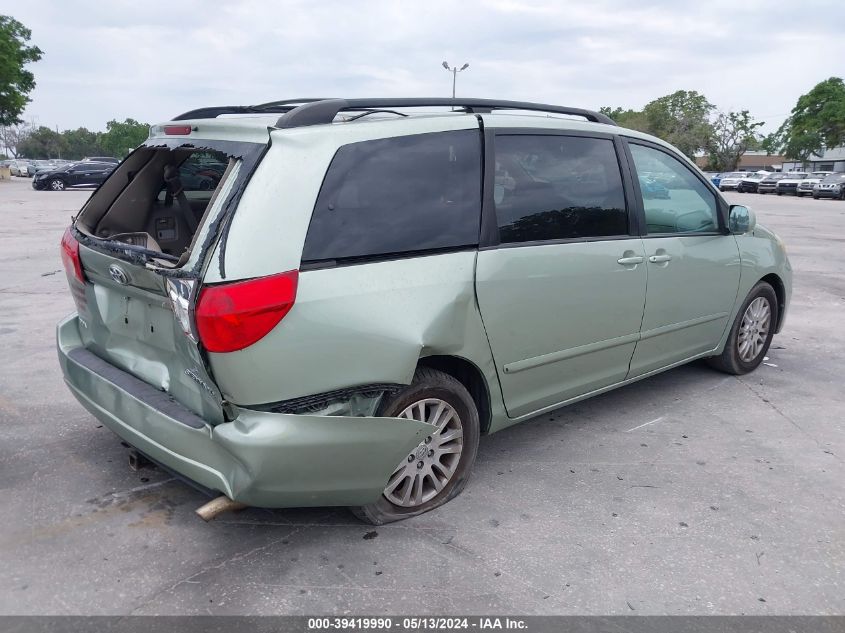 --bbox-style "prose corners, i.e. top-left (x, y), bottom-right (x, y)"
top-left (75, 147), bottom-right (232, 263)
